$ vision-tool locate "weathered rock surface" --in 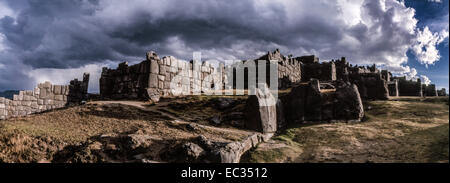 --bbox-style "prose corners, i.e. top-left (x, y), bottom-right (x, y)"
top-left (245, 83), bottom-right (277, 133)
top-left (0, 73), bottom-right (89, 120)
top-left (182, 142), bottom-right (205, 161)
top-left (304, 80), bottom-right (322, 121)
top-left (334, 81), bottom-right (364, 121)
top-left (283, 80), bottom-right (365, 123)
